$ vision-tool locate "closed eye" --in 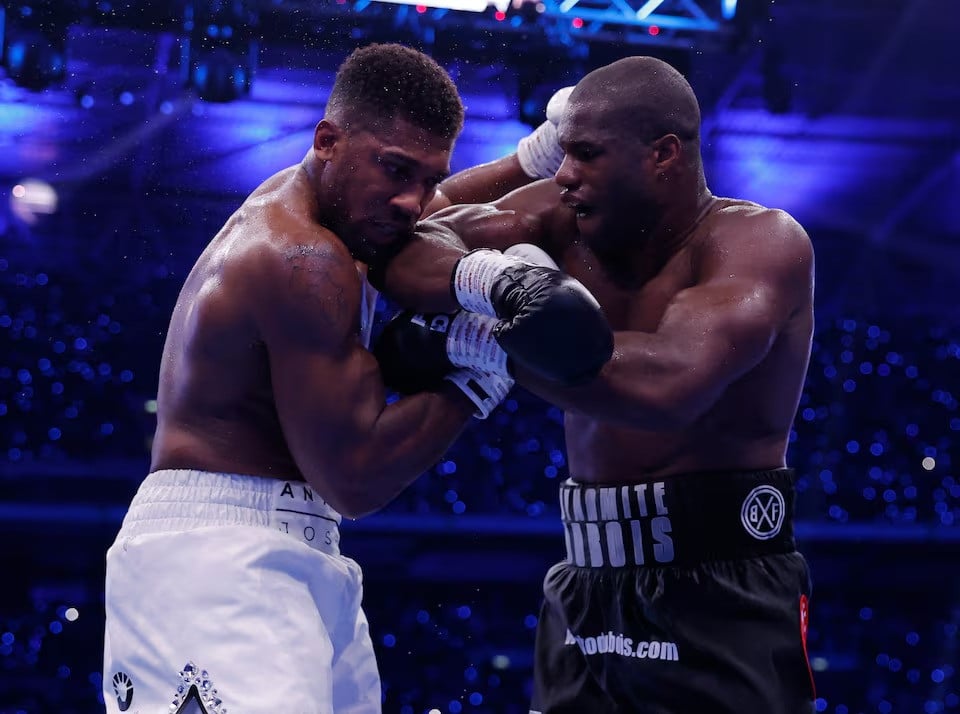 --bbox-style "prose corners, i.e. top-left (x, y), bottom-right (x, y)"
top-left (566, 143), bottom-right (601, 161)
top-left (425, 173), bottom-right (448, 190)
top-left (382, 159), bottom-right (413, 182)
